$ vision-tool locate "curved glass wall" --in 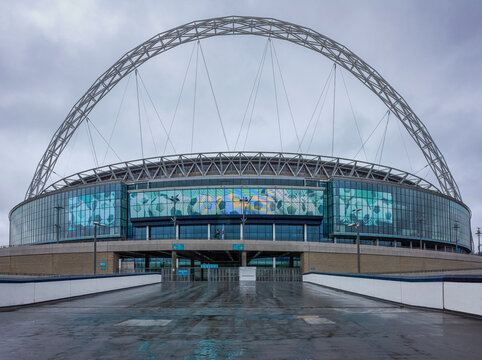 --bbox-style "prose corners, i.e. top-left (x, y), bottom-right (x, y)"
top-left (9, 179), bottom-right (471, 251)
top-left (9, 184), bottom-right (126, 246)
top-left (128, 187), bottom-right (325, 218)
top-left (330, 180), bottom-right (471, 249)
